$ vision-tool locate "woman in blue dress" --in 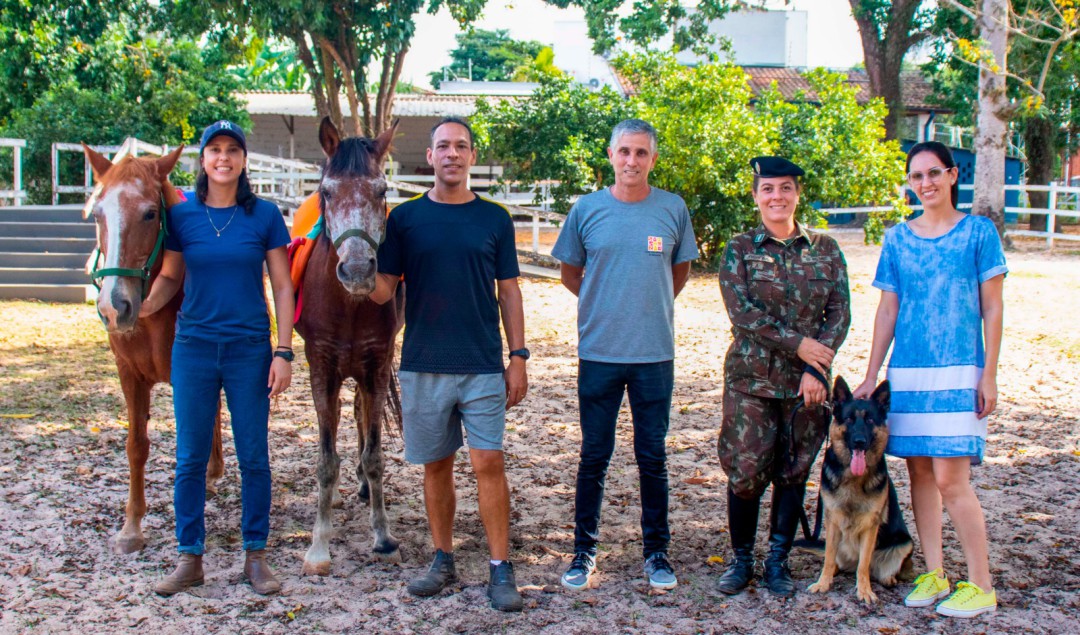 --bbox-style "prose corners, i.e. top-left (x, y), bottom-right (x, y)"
top-left (854, 141), bottom-right (1006, 618)
top-left (141, 121), bottom-right (295, 596)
